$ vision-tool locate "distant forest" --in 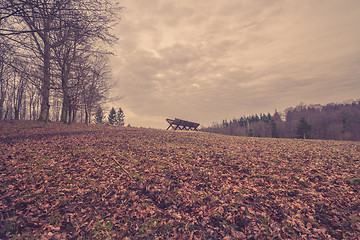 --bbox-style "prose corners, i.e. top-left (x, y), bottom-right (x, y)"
top-left (202, 100), bottom-right (360, 141)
